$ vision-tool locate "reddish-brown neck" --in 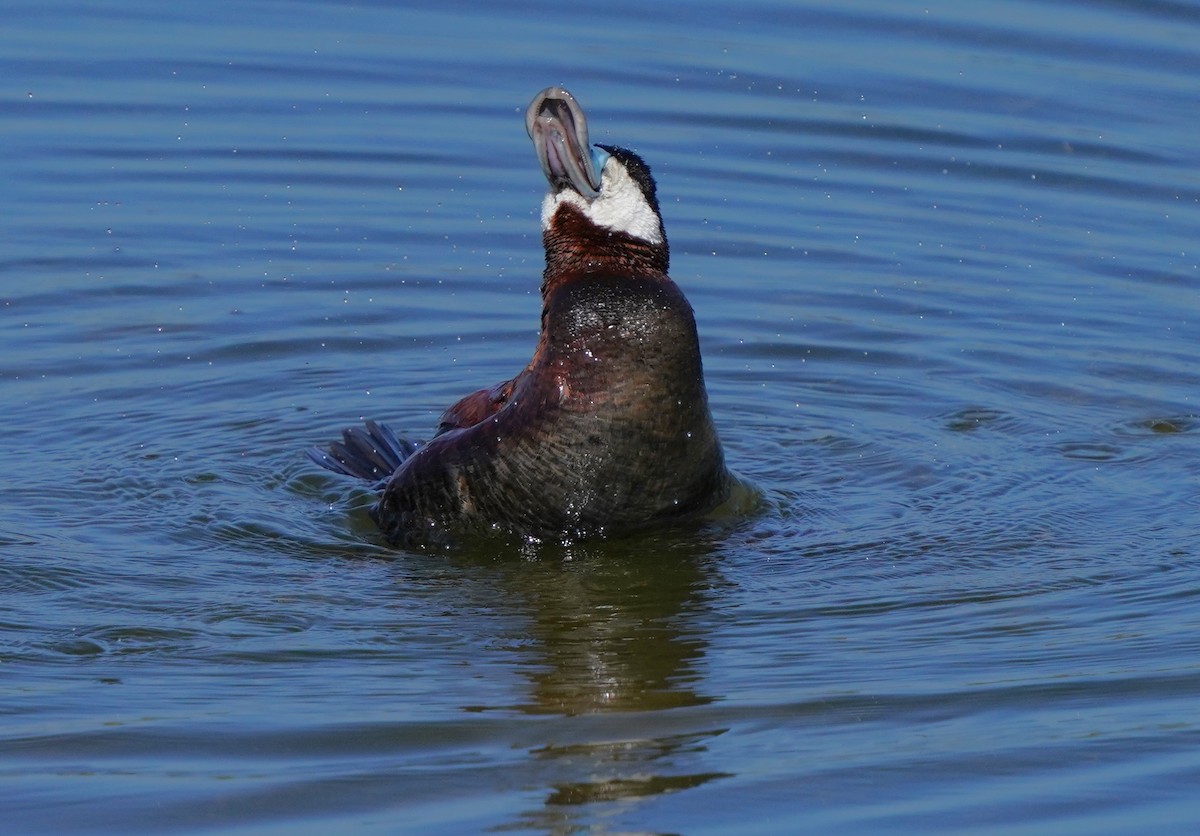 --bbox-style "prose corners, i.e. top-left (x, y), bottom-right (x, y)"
top-left (540, 205), bottom-right (669, 297)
